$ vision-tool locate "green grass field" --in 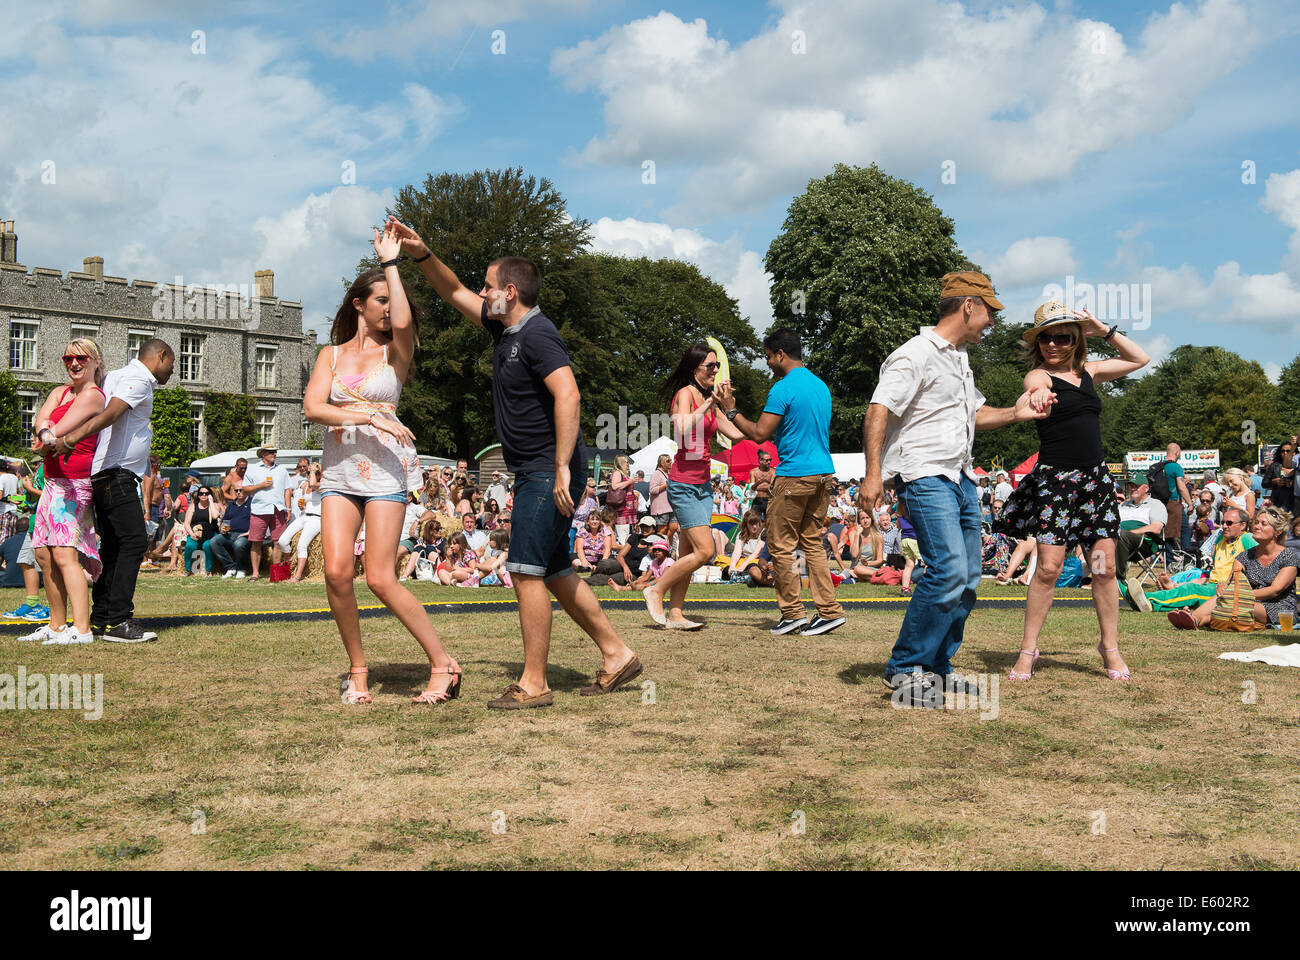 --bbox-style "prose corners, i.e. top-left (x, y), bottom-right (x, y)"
top-left (1, 575), bottom-right (1297, 870)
